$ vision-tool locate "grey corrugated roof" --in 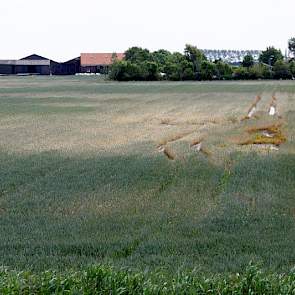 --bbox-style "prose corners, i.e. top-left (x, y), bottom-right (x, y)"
top-left (0, 60), bottom-right (50, 66)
